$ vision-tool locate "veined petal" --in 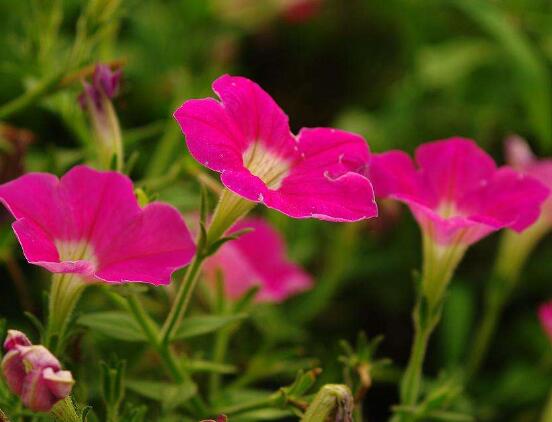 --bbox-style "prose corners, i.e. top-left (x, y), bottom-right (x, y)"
top-left (212, 75), bottom-right (297, 159)
top-left (94, 203), bottom-right (196, 285)
top-left (264, 128), bottom-right (377, 221)
top-left (0, 165), bottom-right (196, 285)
